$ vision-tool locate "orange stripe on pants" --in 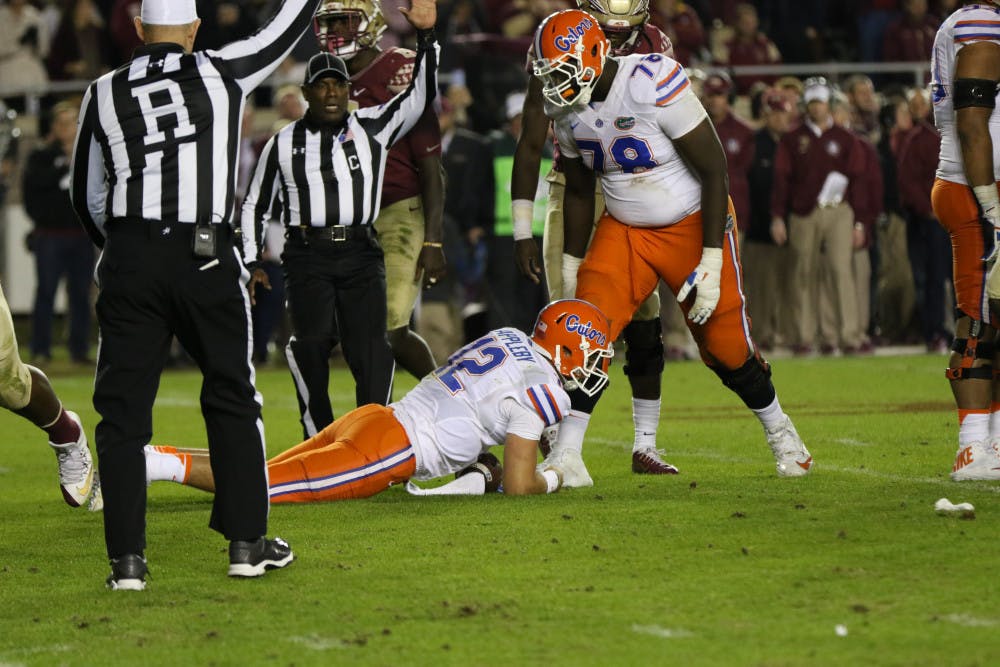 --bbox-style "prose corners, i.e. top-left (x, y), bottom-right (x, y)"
top-left (576, 201), bottom-right (754, 370)
top-left (931, 177), bottom-right (997, 325)
top-left (267, 404), bottom-right (416, 503)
